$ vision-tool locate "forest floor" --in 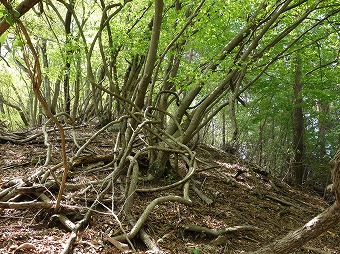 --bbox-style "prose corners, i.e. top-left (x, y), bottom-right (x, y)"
top-left (0, 125), bottom-right (339, 254)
